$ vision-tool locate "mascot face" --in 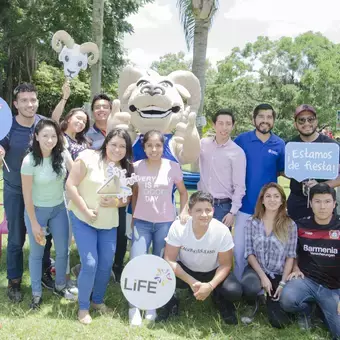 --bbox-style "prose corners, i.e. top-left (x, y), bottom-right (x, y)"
top-left (126, 75), bottom-right (184, 134)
